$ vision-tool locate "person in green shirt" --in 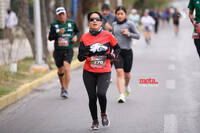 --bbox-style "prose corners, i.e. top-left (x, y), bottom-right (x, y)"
top-left (188, 0), bottom-right (200, 58)
top-left (48, 7), bottom-right (79, 98)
